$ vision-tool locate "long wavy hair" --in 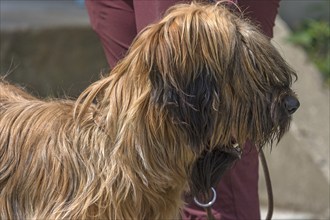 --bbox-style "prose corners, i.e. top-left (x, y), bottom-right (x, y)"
top-left (0, 2), bottom-right (297, 219)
